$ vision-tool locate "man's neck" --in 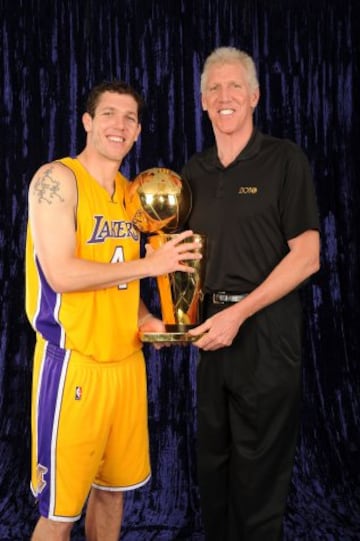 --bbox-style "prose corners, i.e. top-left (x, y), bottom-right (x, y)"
top-left (77, 150), bottom-right (121, 195)
top-left (215, 126), bottom-right (254, 167)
